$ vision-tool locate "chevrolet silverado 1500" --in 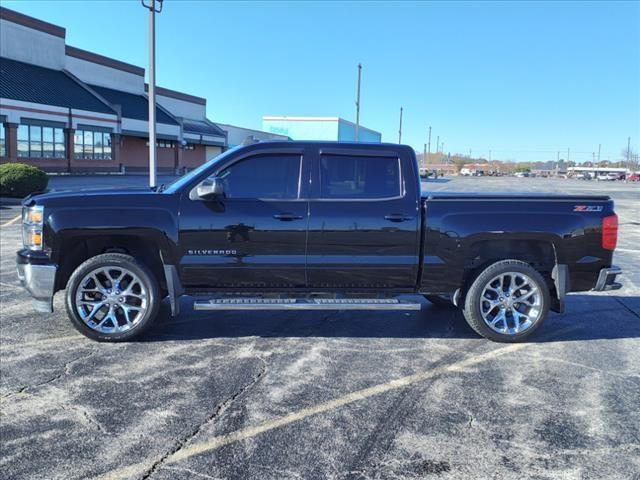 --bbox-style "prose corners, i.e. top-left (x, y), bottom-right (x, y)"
top-left (17, 141), bottom-right (622, 342)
